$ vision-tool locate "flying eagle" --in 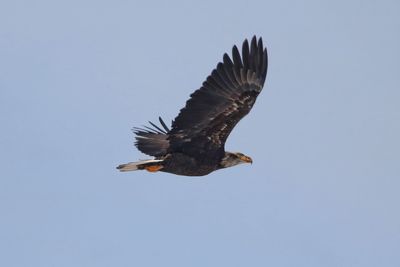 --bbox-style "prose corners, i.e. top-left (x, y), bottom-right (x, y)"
top-left (117, 36), bottom-right (268, 176)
